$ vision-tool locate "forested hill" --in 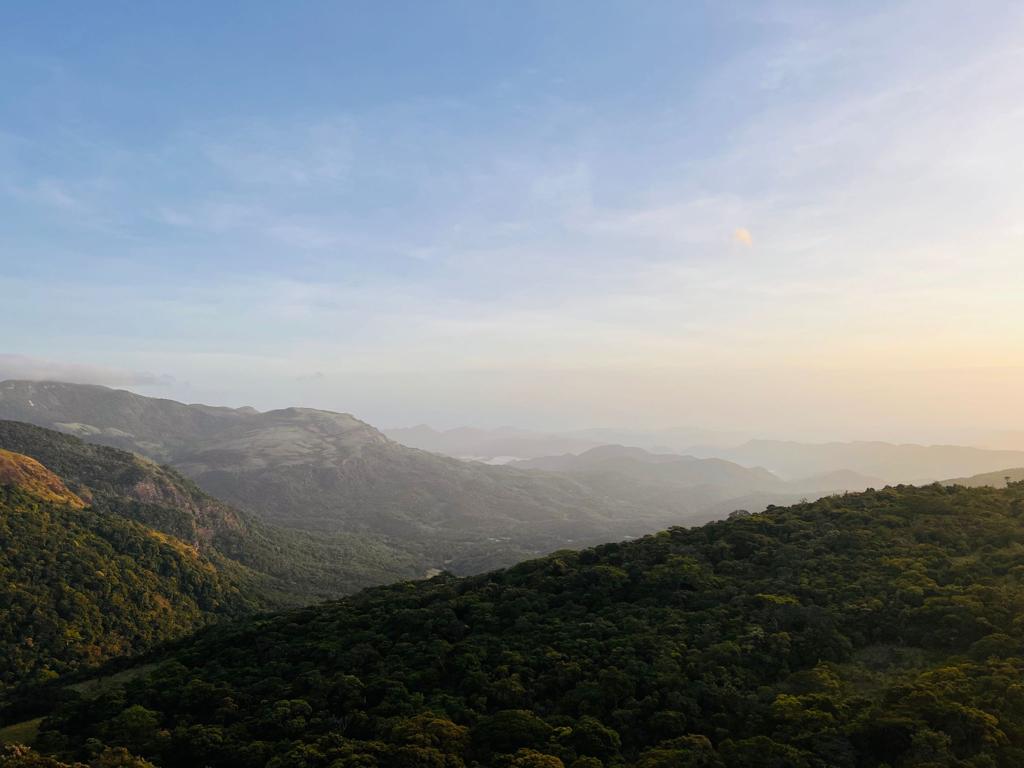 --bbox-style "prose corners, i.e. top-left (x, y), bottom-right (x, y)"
top-left (14, 482), bottom-right (1024, 768)
top-left (0, 420), bottom-right (423, 603)
top-left (0, 452), bottom-right (258, 701)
